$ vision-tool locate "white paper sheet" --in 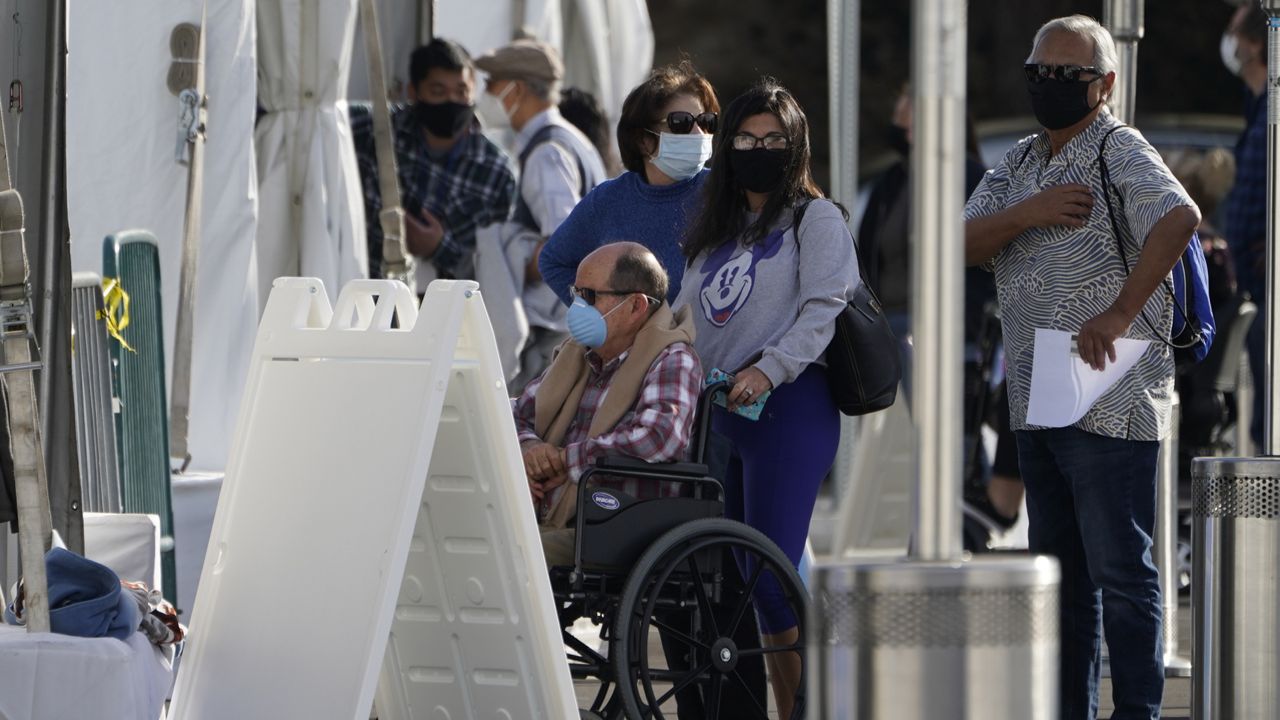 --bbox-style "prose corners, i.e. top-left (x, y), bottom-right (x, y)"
top-left (1025, 328), bottom-right (1151, 428)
